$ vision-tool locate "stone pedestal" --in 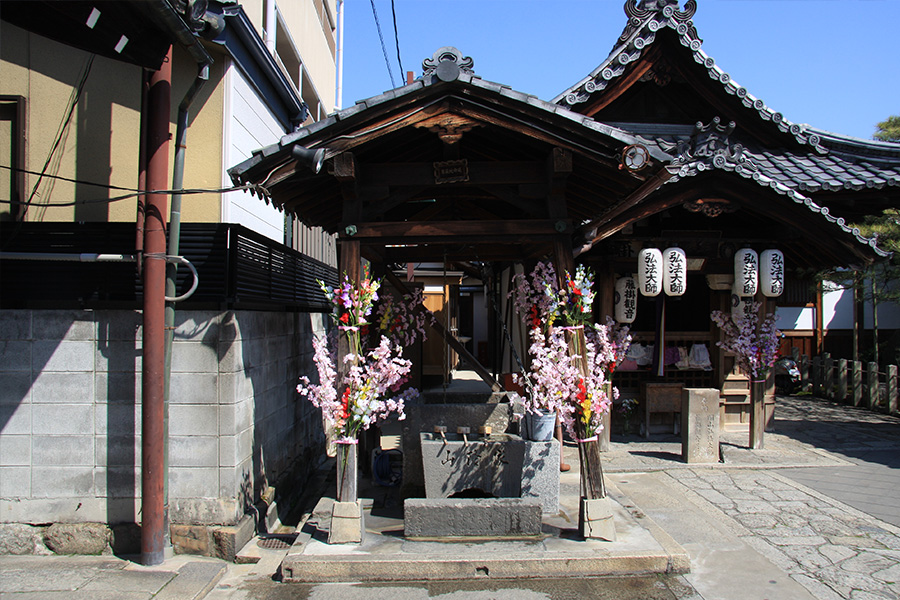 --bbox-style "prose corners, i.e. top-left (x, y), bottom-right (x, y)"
top-left (681, 388), bottom-right (720, 463)
top-left (404, 498), bottom-right (542, 538)
top-left (579, 497), bottom-right (616, 541)
top-left (328, 500), bottom-right (364, 545)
